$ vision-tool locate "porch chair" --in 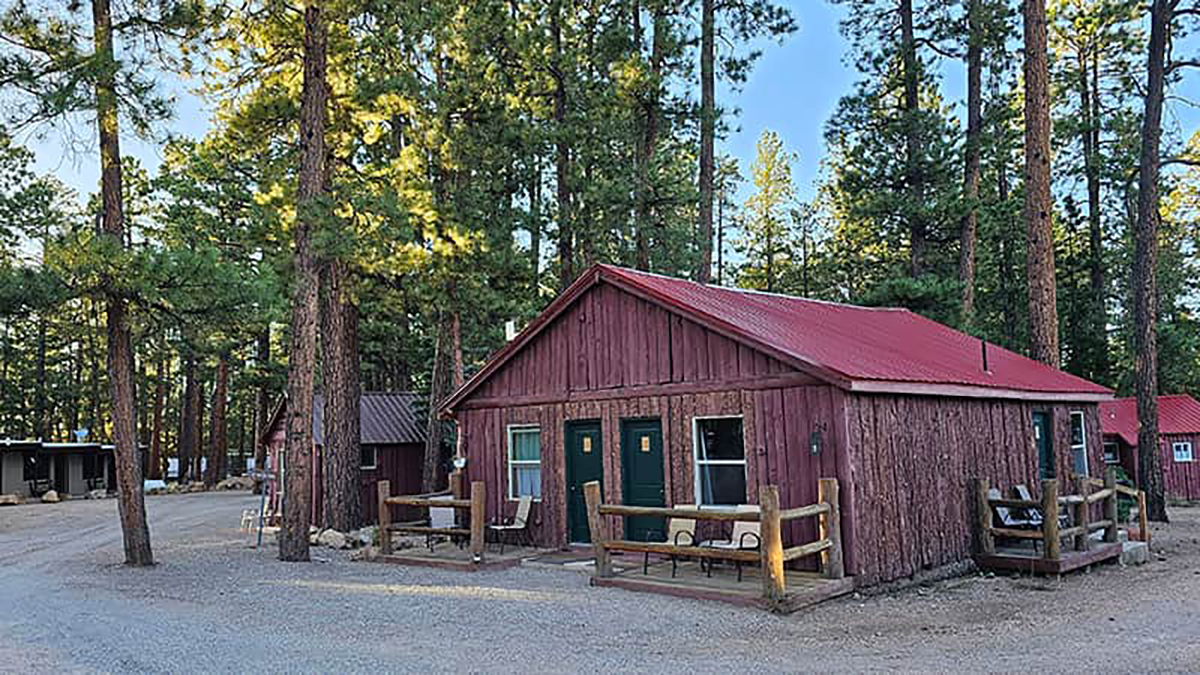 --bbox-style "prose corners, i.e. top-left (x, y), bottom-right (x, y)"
top-left (427, 494), bottom-right (463, 552)
top-left (699, 504), bottom-right (761, 582)
top-left (1012, 484), bottom-right (1069, 529)
top-left (641, 504), bottom-right (697, 577)
top-left (987, 488), bottom-right (1036, 530)
top-left (489, 495), bottom-right (533, 554)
